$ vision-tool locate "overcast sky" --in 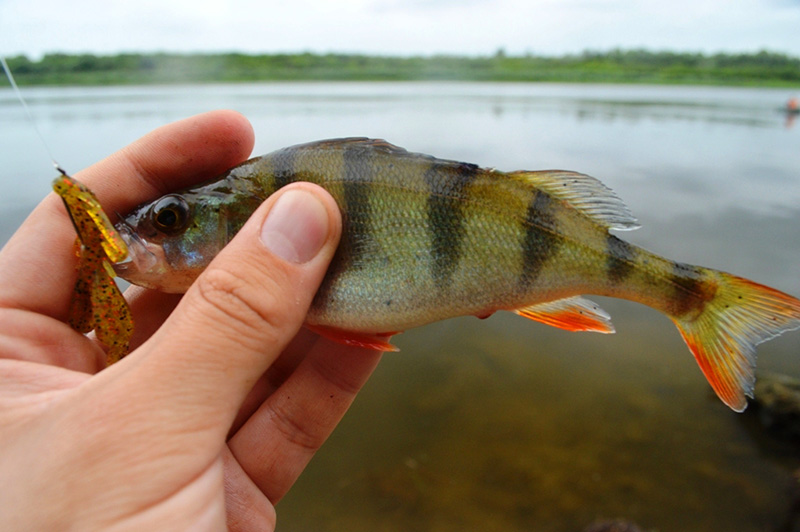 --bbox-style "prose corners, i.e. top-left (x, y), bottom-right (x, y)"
top-left (2, 0), bottom-right (800, 59)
